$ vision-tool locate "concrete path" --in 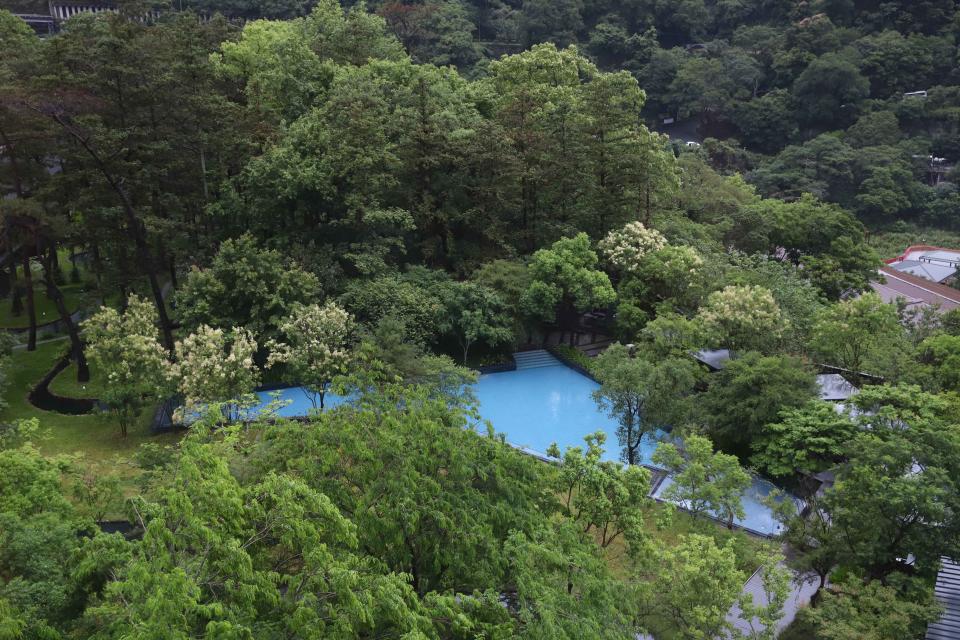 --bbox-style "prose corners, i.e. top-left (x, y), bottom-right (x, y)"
top-left (726, 563), bottom-right (818, 638)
